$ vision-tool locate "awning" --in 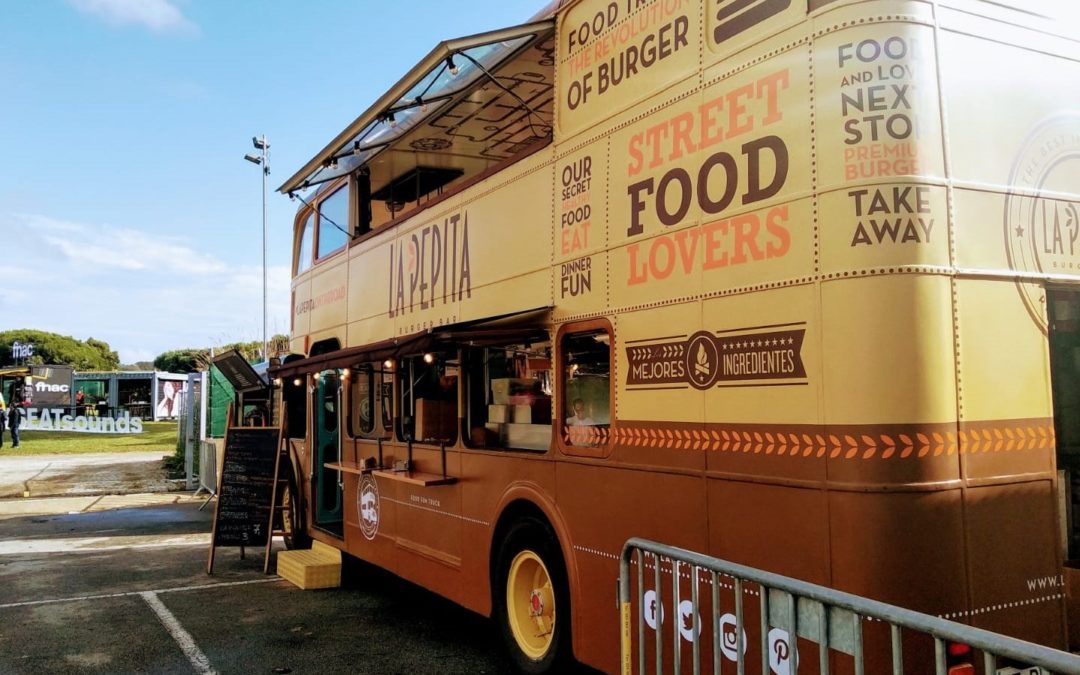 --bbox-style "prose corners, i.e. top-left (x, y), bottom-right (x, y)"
top-left (211, 350), bottom-right (267, 394)
top-left (277, 18), bottom-right (555, 196)
top-left (270, 307), bottom-right (552, 379)
top-left (0, 367), bottom-right (30, 377)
